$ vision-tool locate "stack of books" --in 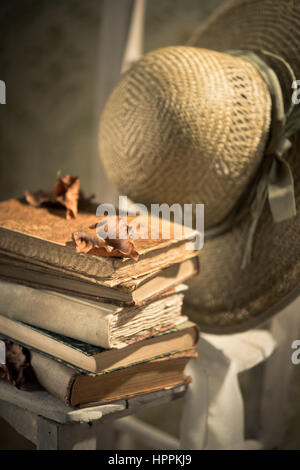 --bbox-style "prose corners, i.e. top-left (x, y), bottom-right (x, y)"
top-left (0, 197), bottom-right (200, 407)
